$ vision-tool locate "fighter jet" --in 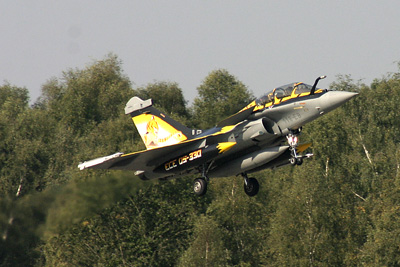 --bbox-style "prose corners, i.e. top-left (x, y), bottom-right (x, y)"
top-left (78, 76), bottom-right (357, 196)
